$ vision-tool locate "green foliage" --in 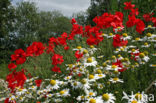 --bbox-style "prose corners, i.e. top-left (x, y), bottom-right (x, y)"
top-left (0, 0), bottom-right (15, 63)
